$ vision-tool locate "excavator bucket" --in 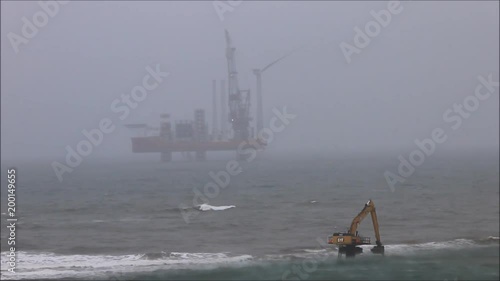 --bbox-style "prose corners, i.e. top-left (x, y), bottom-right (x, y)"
top-left (371, 245), bottom-right (385, 254)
